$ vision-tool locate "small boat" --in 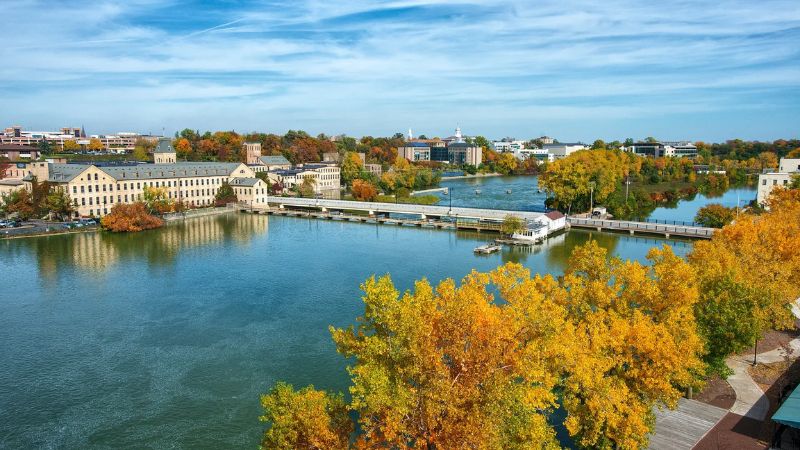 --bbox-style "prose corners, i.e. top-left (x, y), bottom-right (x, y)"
top-left (506, 189), bottom-right (512, 194)
top-left (475, 189), bottom-right (481, 195)
top-left (474, 244), bottom-right (501, 254)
